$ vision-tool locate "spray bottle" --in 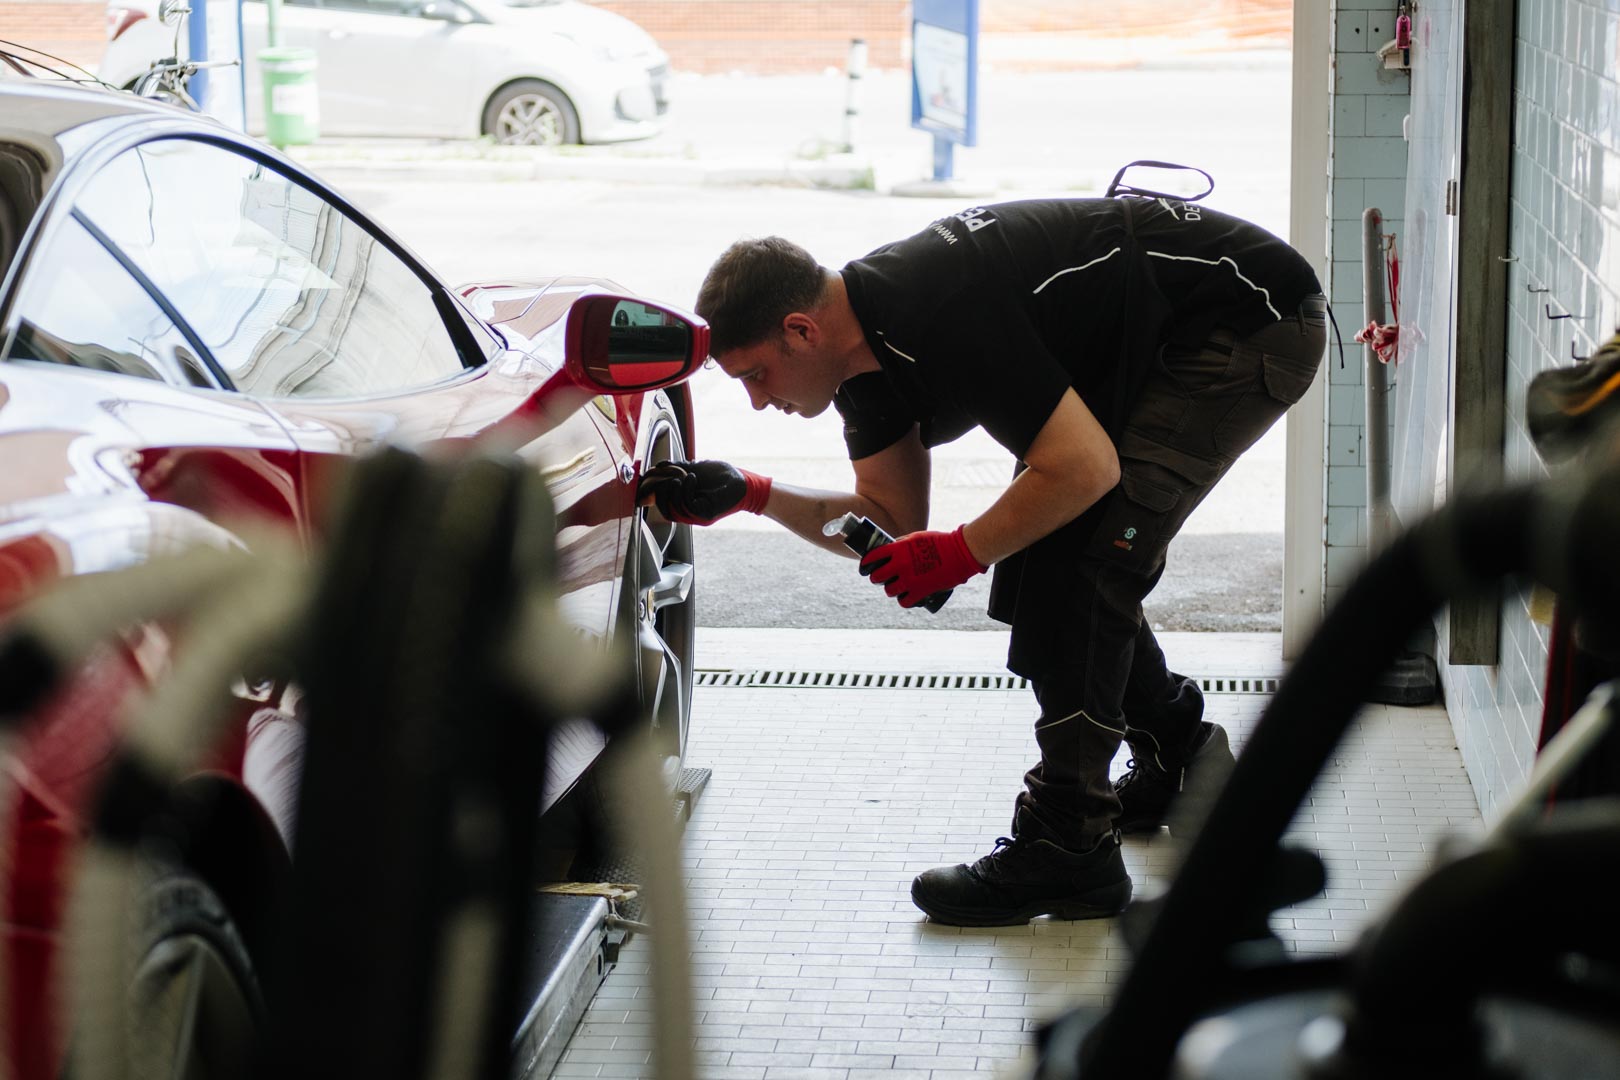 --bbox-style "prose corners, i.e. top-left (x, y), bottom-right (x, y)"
top-left (823, 513), bottom-right (953, 614)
